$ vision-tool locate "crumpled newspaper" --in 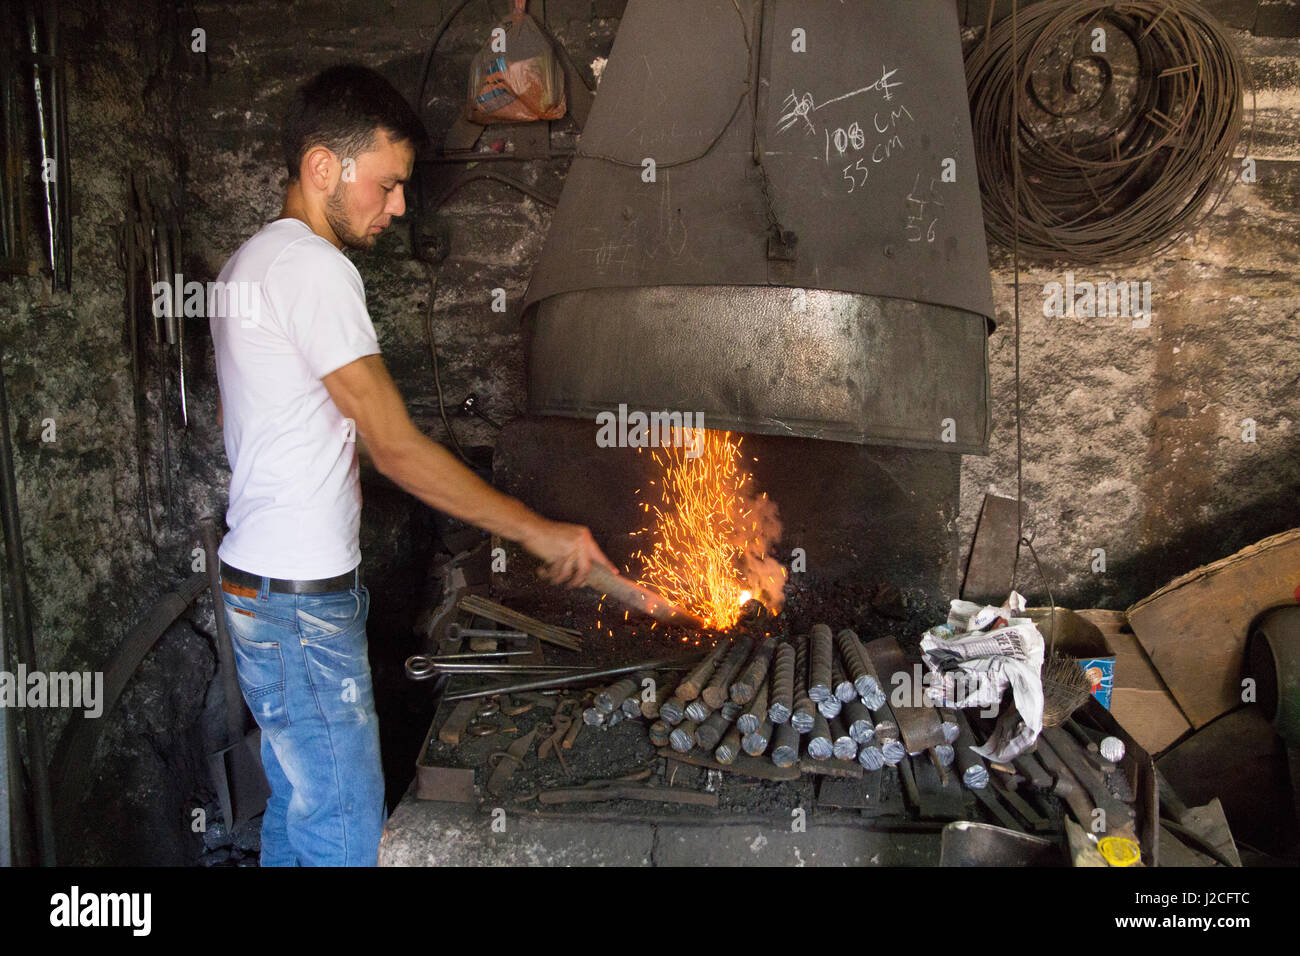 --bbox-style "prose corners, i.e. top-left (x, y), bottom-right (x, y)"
top-left (920, 591), bottom-right (1045, 763)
